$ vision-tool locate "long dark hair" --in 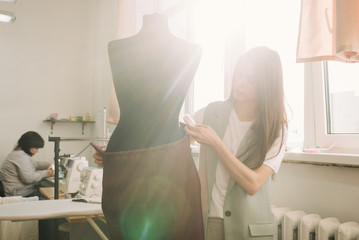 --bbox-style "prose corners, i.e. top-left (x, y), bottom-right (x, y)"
top-left (14, 131), bottom-right (44, 156)
top-left (230, 47), bottom-right (288, 169)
